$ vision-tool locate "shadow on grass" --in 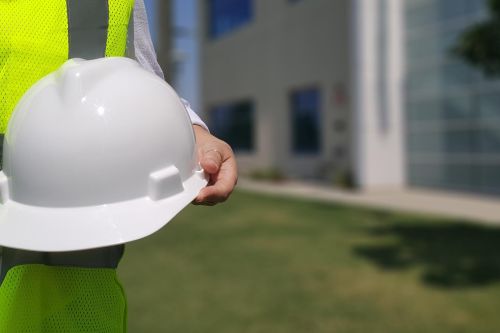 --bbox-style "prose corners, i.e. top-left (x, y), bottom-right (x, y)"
top-left (353, 219), bottom-right (500, 288)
